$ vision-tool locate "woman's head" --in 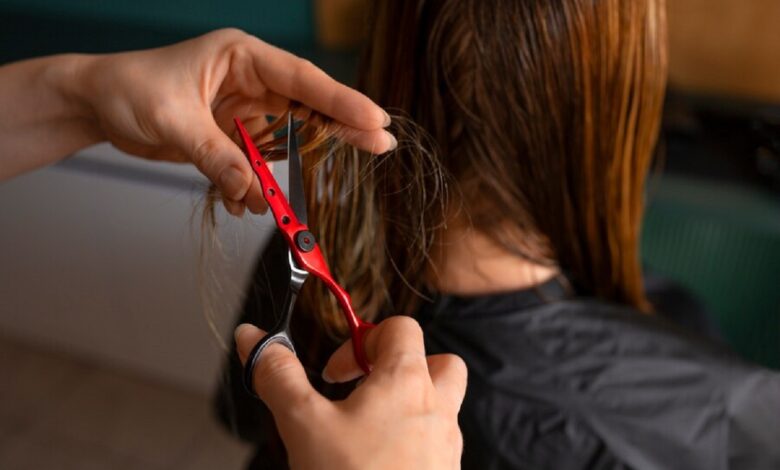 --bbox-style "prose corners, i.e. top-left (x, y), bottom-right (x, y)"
top-left (250, 0), bottom-right (668, 337)
top-left (378, 0), bottom-right (664, 298)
